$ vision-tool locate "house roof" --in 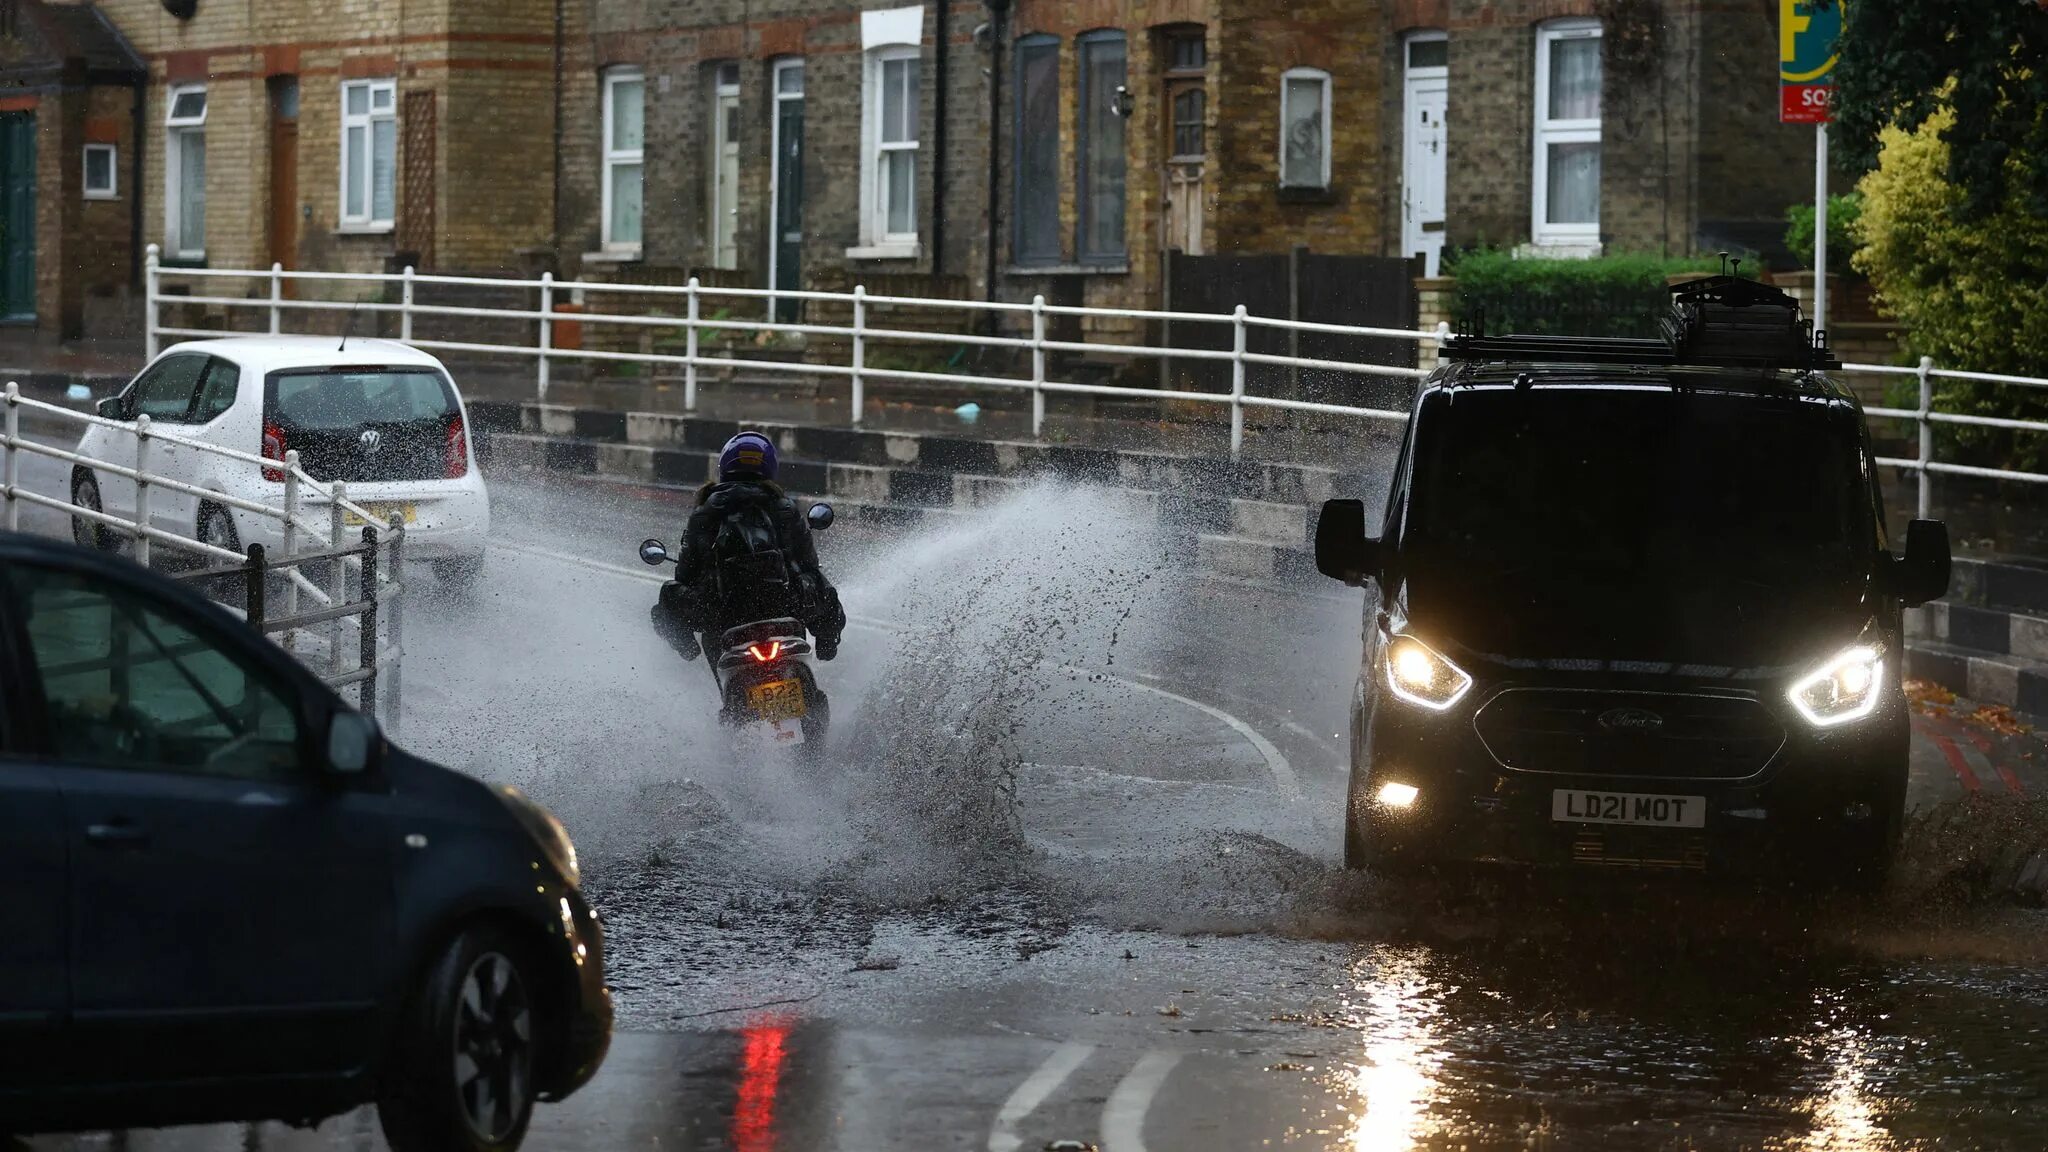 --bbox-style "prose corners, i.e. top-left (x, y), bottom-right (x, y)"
top-left (0, 2), bottom-right (145, 87)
